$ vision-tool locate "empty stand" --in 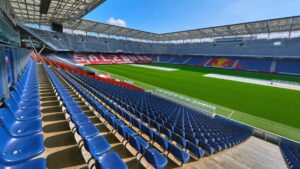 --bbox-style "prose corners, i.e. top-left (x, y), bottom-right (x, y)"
top-left (27, 27), bottom-right (300, 60)
top-left (237, 58), bottom-right (273, 72)
top-left (45, 53), bottom-right (153, 66)
top-left (0, 59), bottom-right (46, 168)
top-left (280, 140), bottom-right (300, 169)
top-left (276, 59), bottom-right (300, 75)
top-left (40, 57), bottom-right (256, 168)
